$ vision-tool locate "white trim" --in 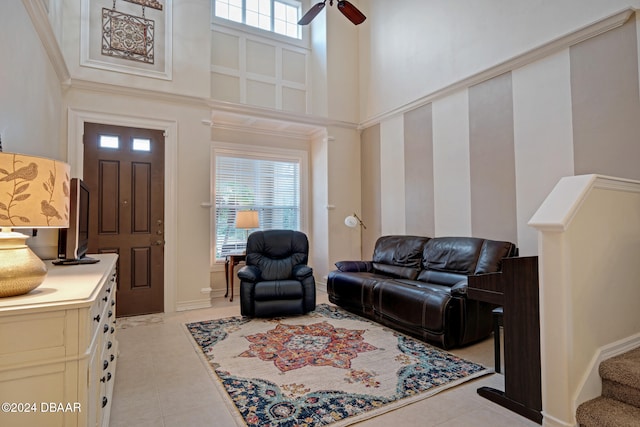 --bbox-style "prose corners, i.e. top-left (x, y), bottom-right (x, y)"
top-left (529, 174), bottom-right (640, 233)
top-left (573, 333), bottom-right (640, 418)
top-left (211, 25), bottom-right (311, 112)
top-left (359, 8), bottom-right (635, 129)
top-left (22, 0), bottom-right (70, 84)
top-left (67, 108), bottom-right (179, 314)
top-left (176, 298), bottom-right (213, 312)
top-left (79, 0), bottom-right (173, 80)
